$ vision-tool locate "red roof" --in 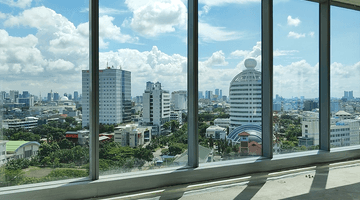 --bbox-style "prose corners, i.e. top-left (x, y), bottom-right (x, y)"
top-left (238, 132), bottom-right (250, 136)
